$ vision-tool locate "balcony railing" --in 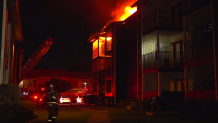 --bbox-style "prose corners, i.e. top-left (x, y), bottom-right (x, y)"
top-left (143, 51), bottom-right (183, 69)
top-left (142, 10), bottom-right (181, 32)
top-left (181, 0), bottom-right (209, 13)
top-left (184, 21), bottom-right (213, 61)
